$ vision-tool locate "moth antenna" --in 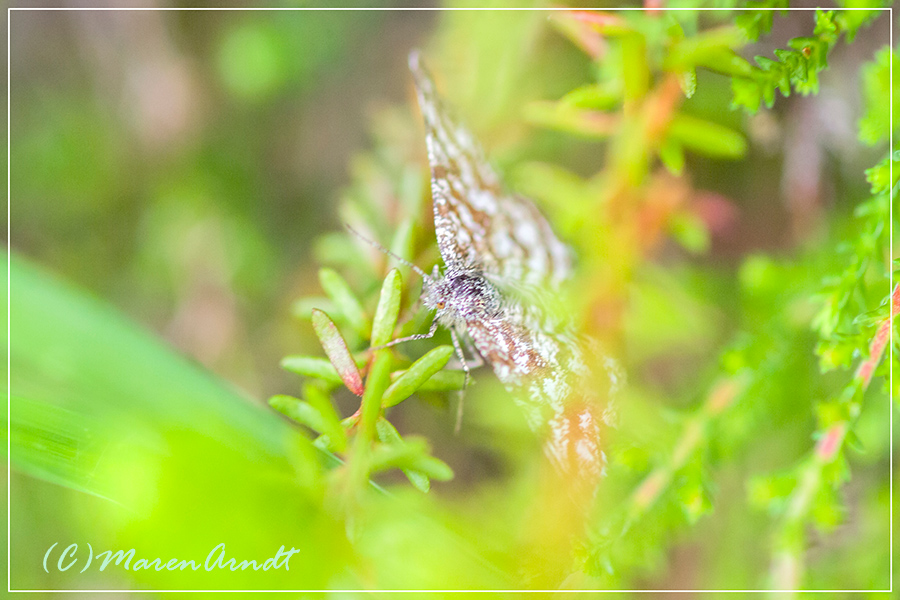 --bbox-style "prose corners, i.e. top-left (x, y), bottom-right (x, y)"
top-left (345, 224), bottom-right (431, 281)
